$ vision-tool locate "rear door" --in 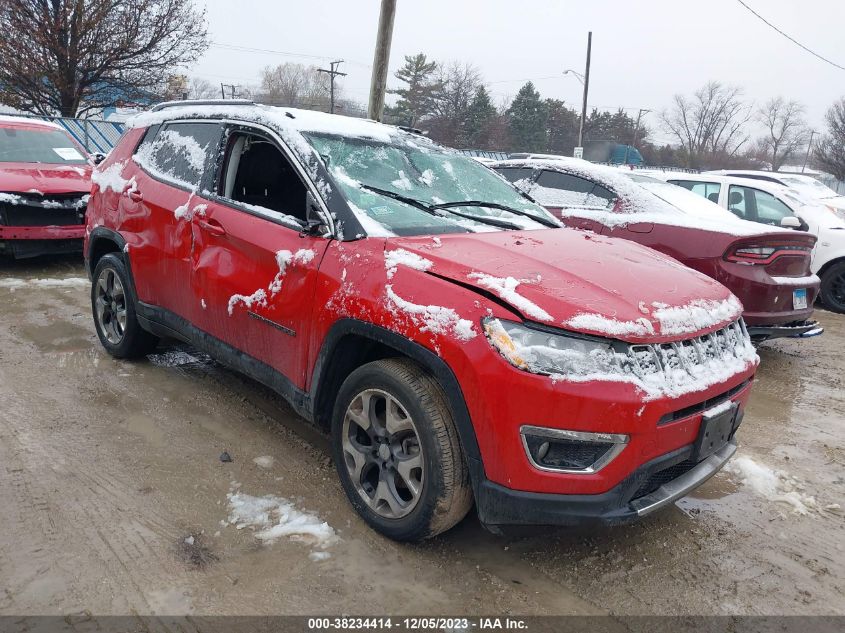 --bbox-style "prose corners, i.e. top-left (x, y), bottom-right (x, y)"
top-left (528, 169), bottom-right (616, 232)
top-left (123, 121), bottom-right (224, 319)
top-left (189, 123), bottom-right (331, 388)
